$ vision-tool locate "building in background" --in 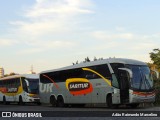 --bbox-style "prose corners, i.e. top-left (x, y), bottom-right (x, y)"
top-left (0, 67), bottom-right (4, 78)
